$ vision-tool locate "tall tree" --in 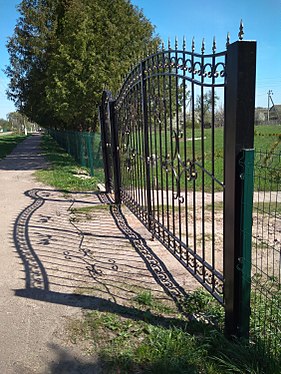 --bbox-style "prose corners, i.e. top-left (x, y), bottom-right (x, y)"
top-left (5, 0), bottom-right (58, 126)
top-left (5, 0), bottom-right (159, 130)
